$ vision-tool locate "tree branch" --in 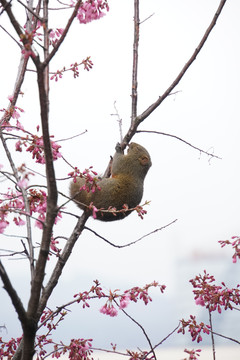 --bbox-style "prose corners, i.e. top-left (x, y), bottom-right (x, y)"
top-left (42, 0), bottom-right (83, 68)
top-left (26, 64), bottom-right (58, 319)
top-left (136, 130), bottom-right (221, 159)
top-left (118, 305), bottom-right (157, 360)
top-left (0, 260), bottom-right (27, 326)
top-left (0, 3), bottom-right (36, 281)
top-left (37, 212), bottom-right (89, 319)
top-left (0, 0), bottom-right (23, 38)
top-left (84, 219), bottom-right (177, 248)
top-left (122, 0), bottom-right (227, 147)
top-left (131, 0), bottom-right (139, 123)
